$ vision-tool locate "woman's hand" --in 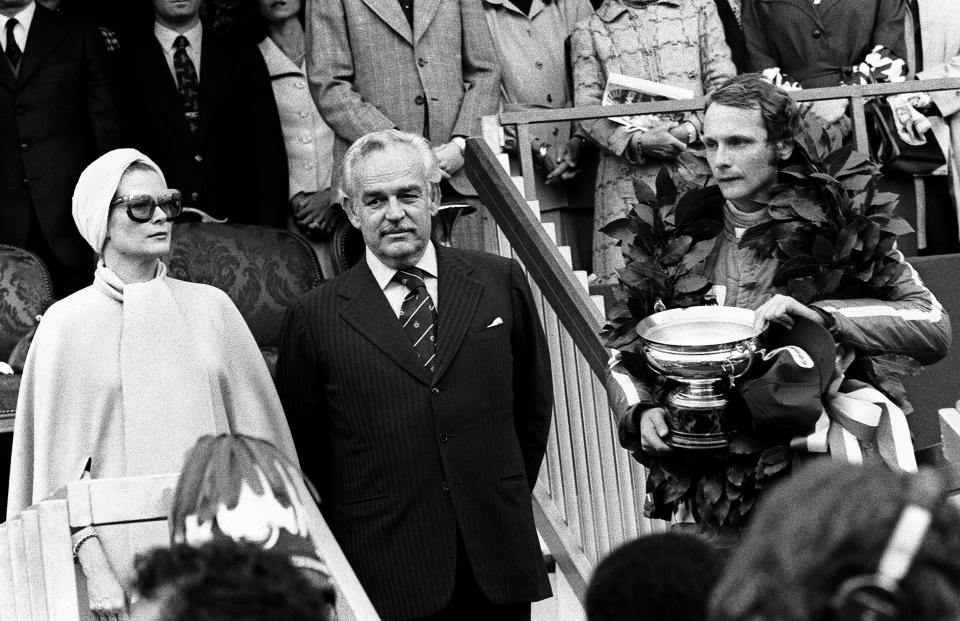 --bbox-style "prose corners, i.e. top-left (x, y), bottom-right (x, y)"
top-left (291, 189), bottom-right (342, 235)
top-left (753, 294), bottom-right (825, 332)
top-left (638, 406), bottom-right (674, 454)
top-left (77, 536), bottom-right (129, 621)
top-left (546, 137), bottom-right (584, 184)
top-left (630, 129), bottom-right (686, 160)
top-left (801, 99), bottom-right (848, 125)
